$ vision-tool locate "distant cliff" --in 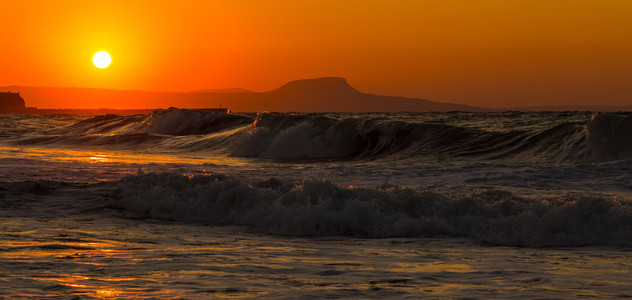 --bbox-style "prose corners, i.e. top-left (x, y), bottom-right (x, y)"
top-left (0, 92), bottom-right (26, 111)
